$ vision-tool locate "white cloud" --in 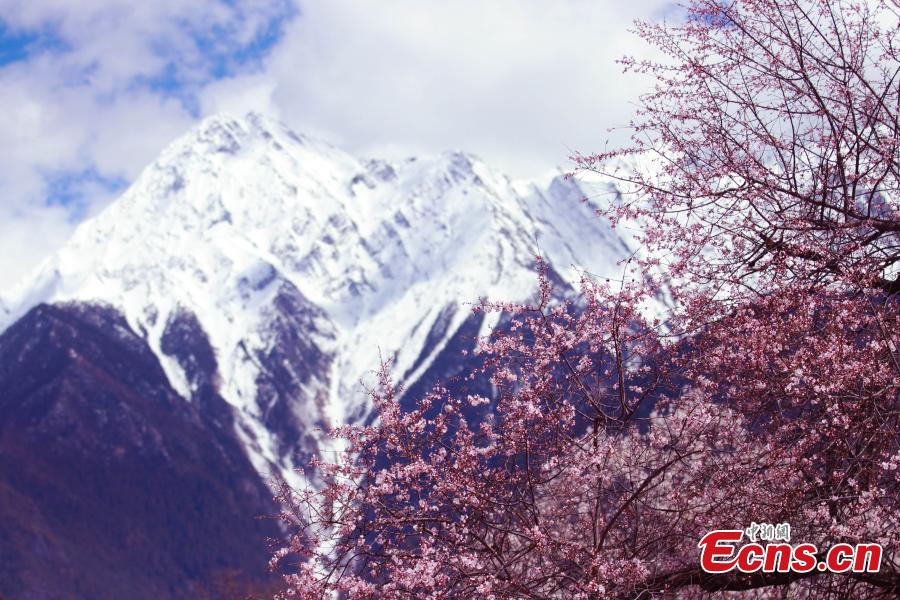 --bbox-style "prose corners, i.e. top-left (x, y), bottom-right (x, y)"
top-left (0, 58), bottom-right (196, 285)
top-left (0, 0), bottom-right (291, 289)
top-left (0, 0), bottom-right (669, 291)
top-left (203, 0), bottom-right (670, 177)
